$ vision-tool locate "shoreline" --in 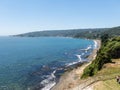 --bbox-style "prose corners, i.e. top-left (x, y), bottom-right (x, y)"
top-left (51, 40), bottom-right (101, 90)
